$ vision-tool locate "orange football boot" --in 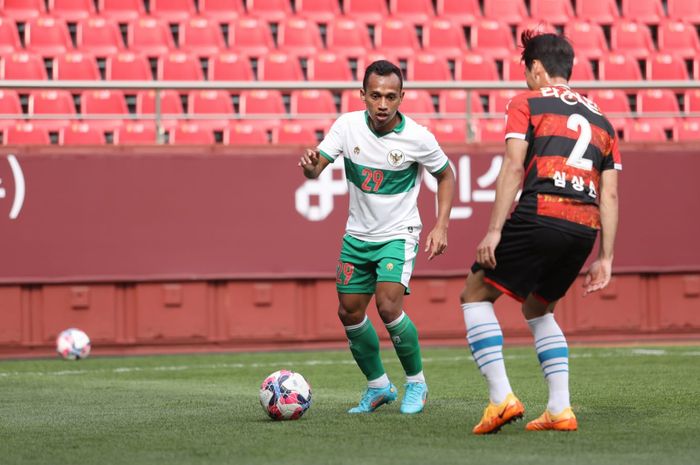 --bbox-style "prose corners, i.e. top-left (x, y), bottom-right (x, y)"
top-left (472, 393), bottom-right (525, 435)
top-left (526, 407), bottom-right (578, 431)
